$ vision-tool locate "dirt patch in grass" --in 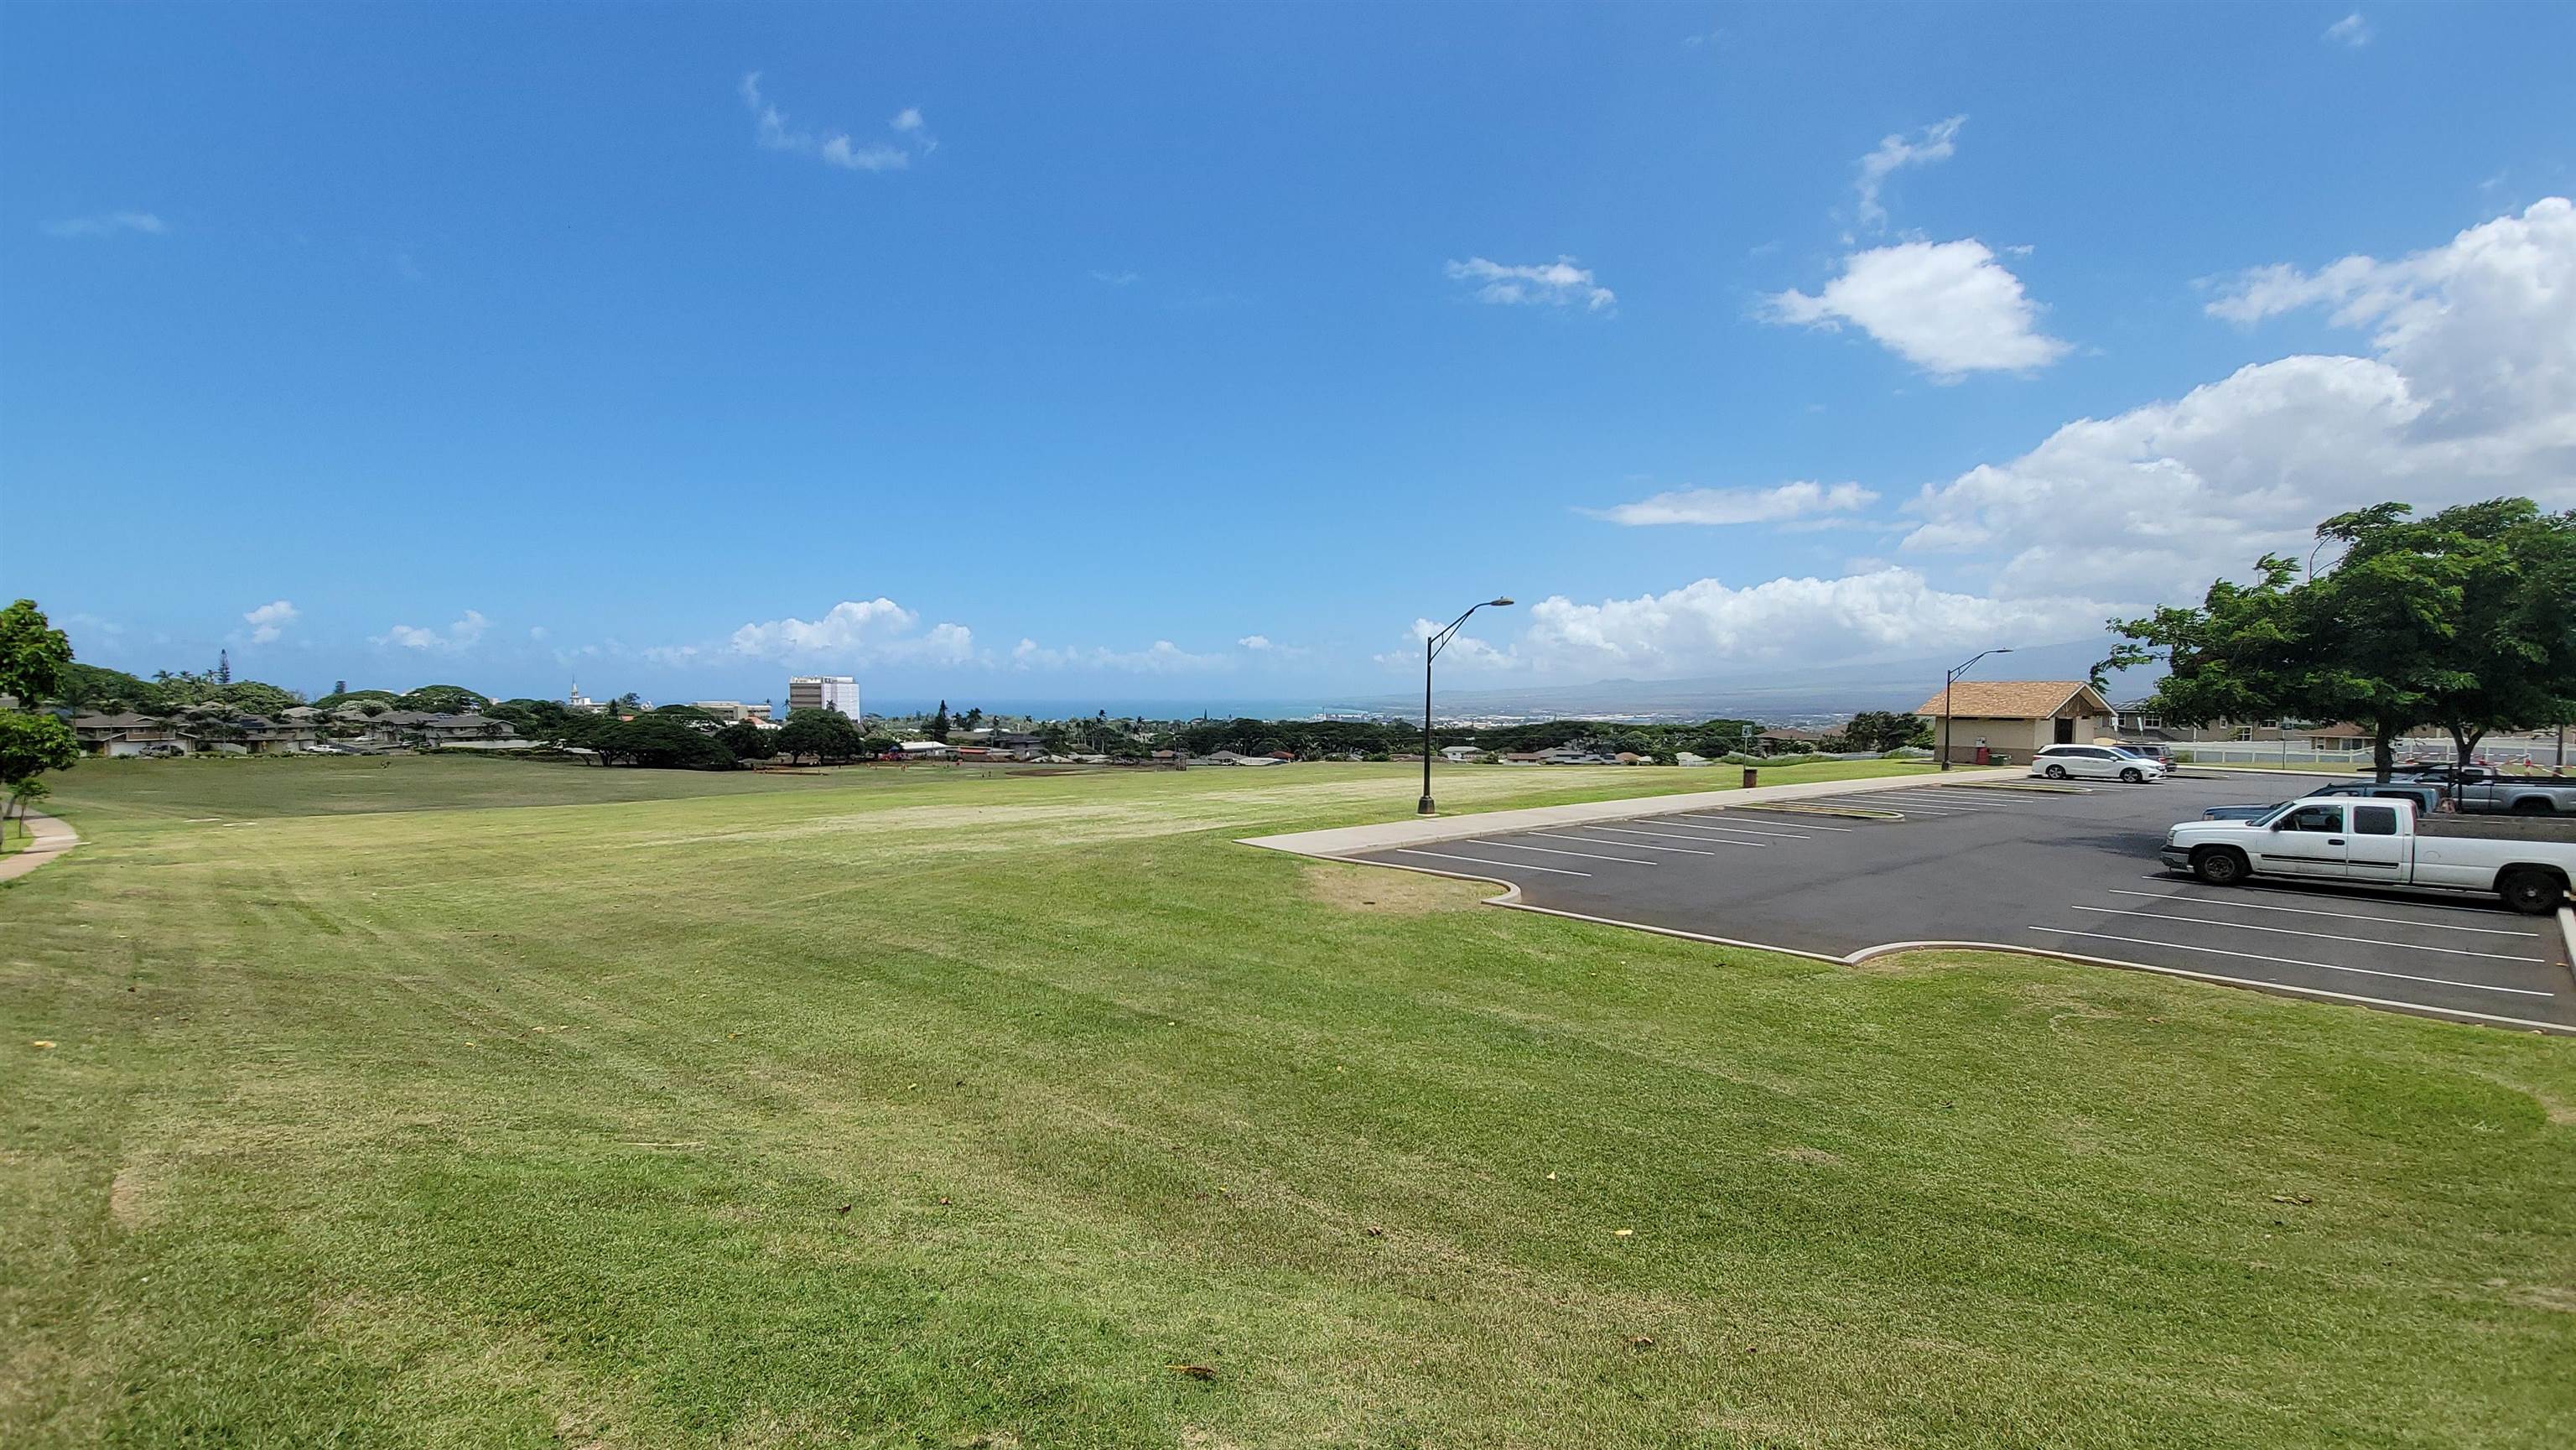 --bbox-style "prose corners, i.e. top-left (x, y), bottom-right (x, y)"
top-left (1768, 1146), bottom-right (1843, 1167)
top-left (1300, 863), bottom-right (1486, 915)
top-left (107, 1163), bottom-right (153, 1229)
